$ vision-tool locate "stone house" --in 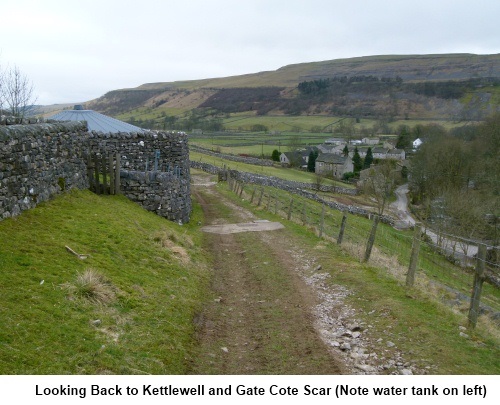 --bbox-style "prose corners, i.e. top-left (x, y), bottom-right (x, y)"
top-left (280, 147), bottom-right (317, 169)
top-left (280, 151), bottom-right (308, 169)
top-left (387, 148), bottom-right (406, 160)
top-left (315, 153), bottom-right (354, 179)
